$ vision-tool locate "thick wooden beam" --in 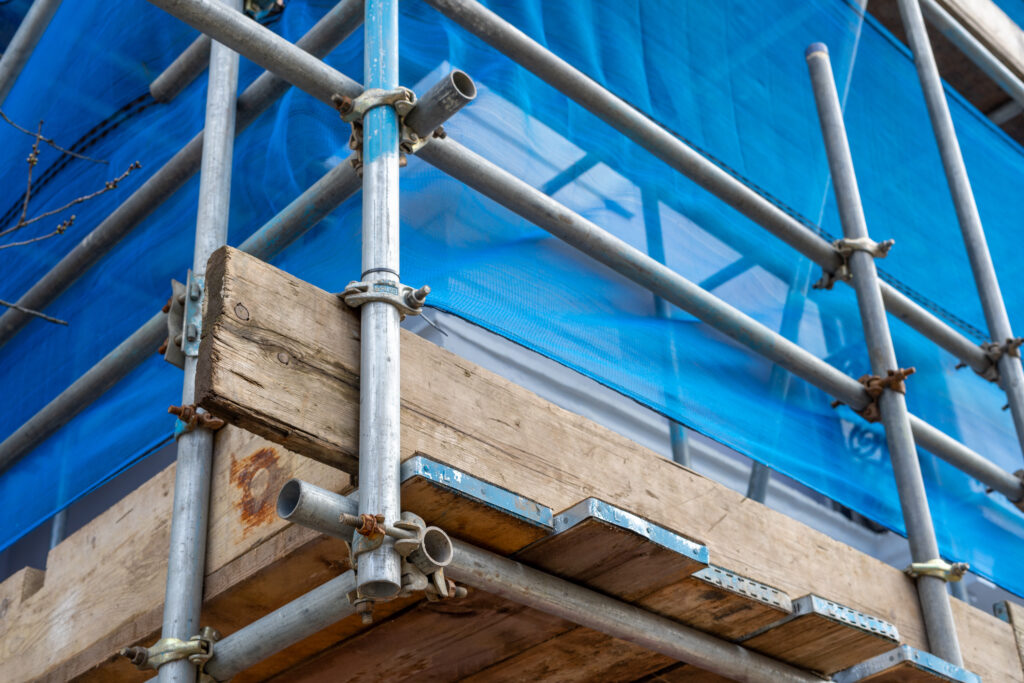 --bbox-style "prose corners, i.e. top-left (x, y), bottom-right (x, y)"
top-left (936, 0), bottom-right (1024, 81)
top-left (195, 246), bottom-right (1021, 681)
